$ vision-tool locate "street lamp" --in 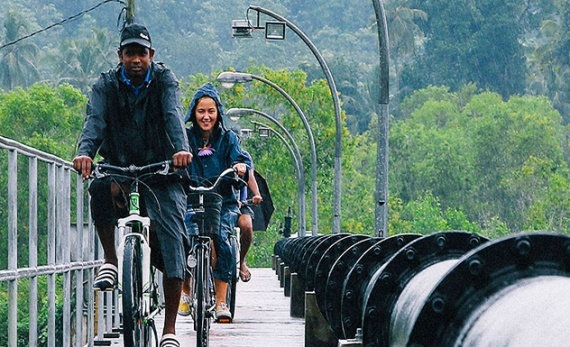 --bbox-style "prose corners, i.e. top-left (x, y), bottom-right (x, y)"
top-left (226, 107), bottom-right (307, 236)
top-left (218, 71), bottom-right (319, 235)
top-left (233, 5), bottom-right (343, 234)
top-left (372, 0), bottom-right (390, 237)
